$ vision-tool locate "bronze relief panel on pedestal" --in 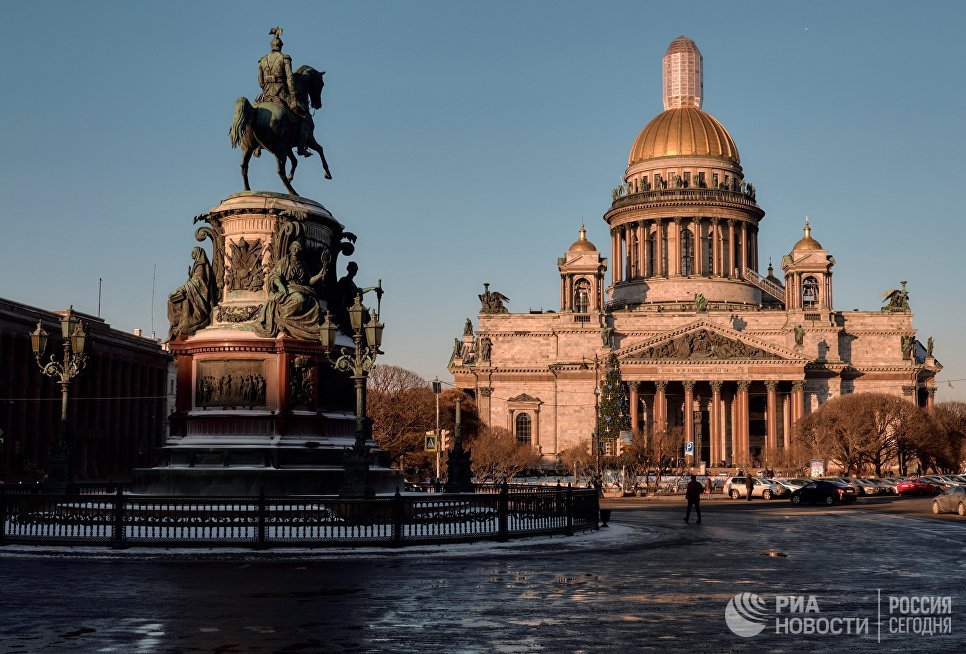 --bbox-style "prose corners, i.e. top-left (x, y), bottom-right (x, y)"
top-left (196, 359), bottom-right (268, 407)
